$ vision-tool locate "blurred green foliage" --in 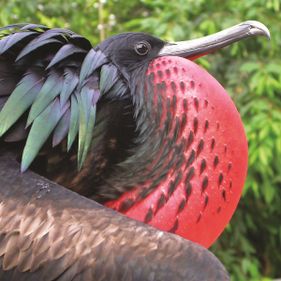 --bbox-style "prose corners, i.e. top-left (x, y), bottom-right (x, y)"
top-left (1, 0), bottom-right (280, 280)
